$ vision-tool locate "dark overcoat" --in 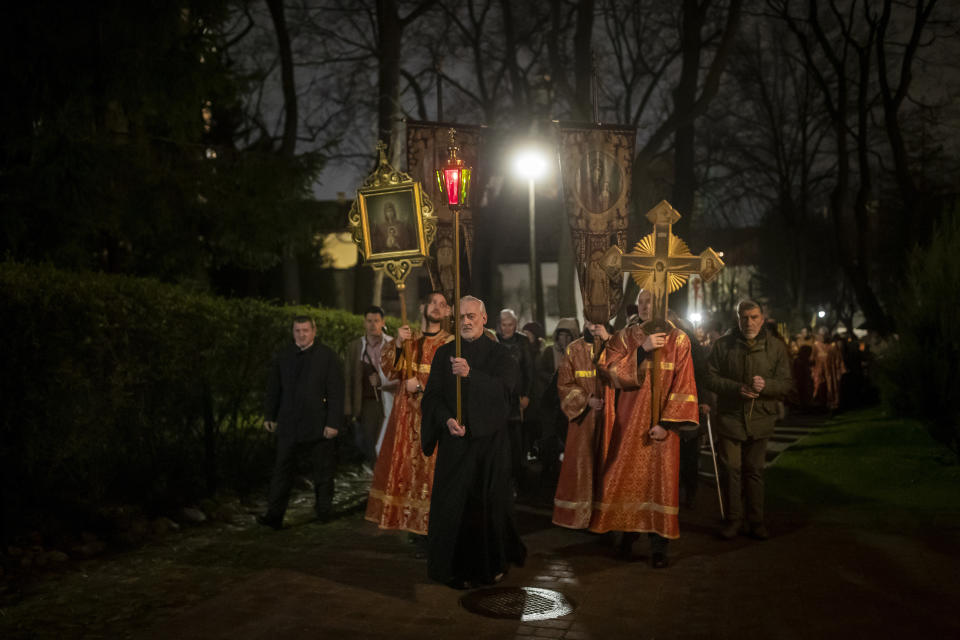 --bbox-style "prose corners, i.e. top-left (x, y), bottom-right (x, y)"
top-left (265, 341), bottom-right (345, 444)
top-left (421, 336), bottom-right (526, 585)
top-left (704, 328), bottom-right (793, 440)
